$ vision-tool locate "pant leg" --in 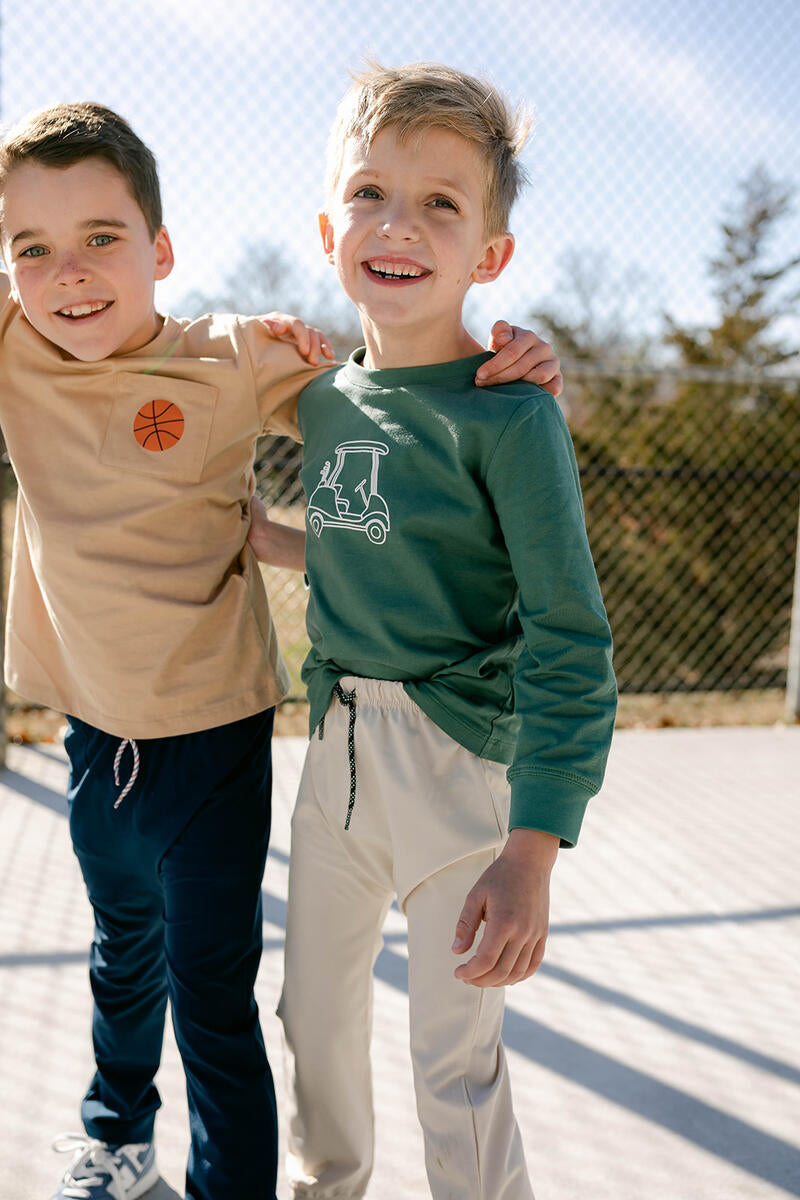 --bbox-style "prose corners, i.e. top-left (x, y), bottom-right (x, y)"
top-left (66, 719), bottom-right (168, 1146)
top-left (278, 743), bottom-right (393, 1200)
top-left (405, 852), bottom-right (534, 1200)
top-left (160, 708), bottom-right (278, 1200)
